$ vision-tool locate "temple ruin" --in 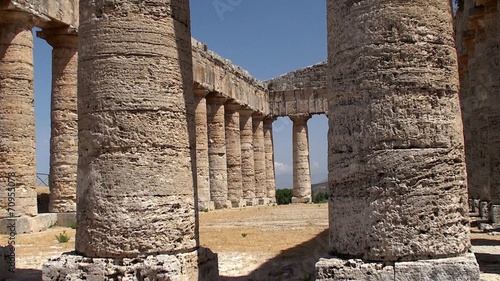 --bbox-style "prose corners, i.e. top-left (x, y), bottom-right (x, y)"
top-left (0, 0), bottom-right (498, 279)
